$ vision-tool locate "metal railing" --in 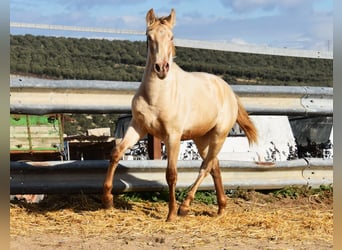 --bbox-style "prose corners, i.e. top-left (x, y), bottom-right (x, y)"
top-left (10, 158), bottom-right (333, 194)
top-left (10, 76), bottom-right (333, 116)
